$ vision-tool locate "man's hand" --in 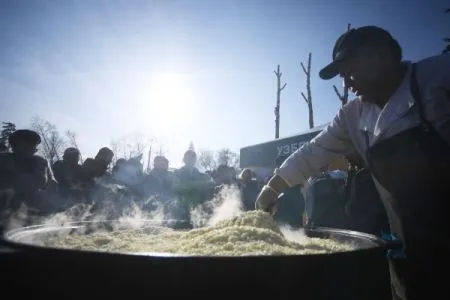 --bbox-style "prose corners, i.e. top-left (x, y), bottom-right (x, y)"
top-left (255, 175), bottom-right (289, 215)
top-left (255, 185), bottom-right (279, 215)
